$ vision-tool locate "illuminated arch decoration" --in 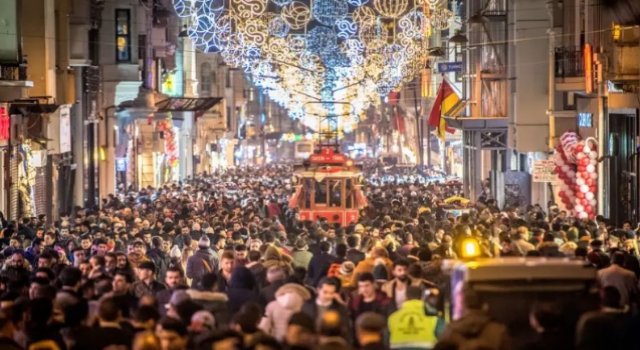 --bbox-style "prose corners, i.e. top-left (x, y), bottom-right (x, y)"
top-left (172, 0), bottom-right (453, 131)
